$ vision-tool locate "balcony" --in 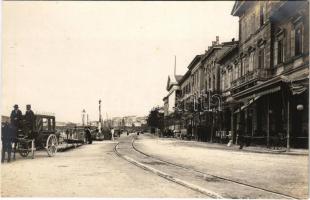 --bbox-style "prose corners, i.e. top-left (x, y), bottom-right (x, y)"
top-left (231, 69), bottom-right (272, 88)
